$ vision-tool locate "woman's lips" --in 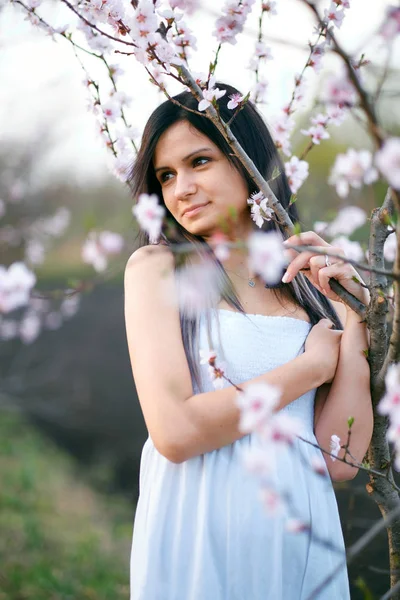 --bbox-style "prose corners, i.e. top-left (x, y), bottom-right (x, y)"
top-left (183, 202), bottom-right (210, 218)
